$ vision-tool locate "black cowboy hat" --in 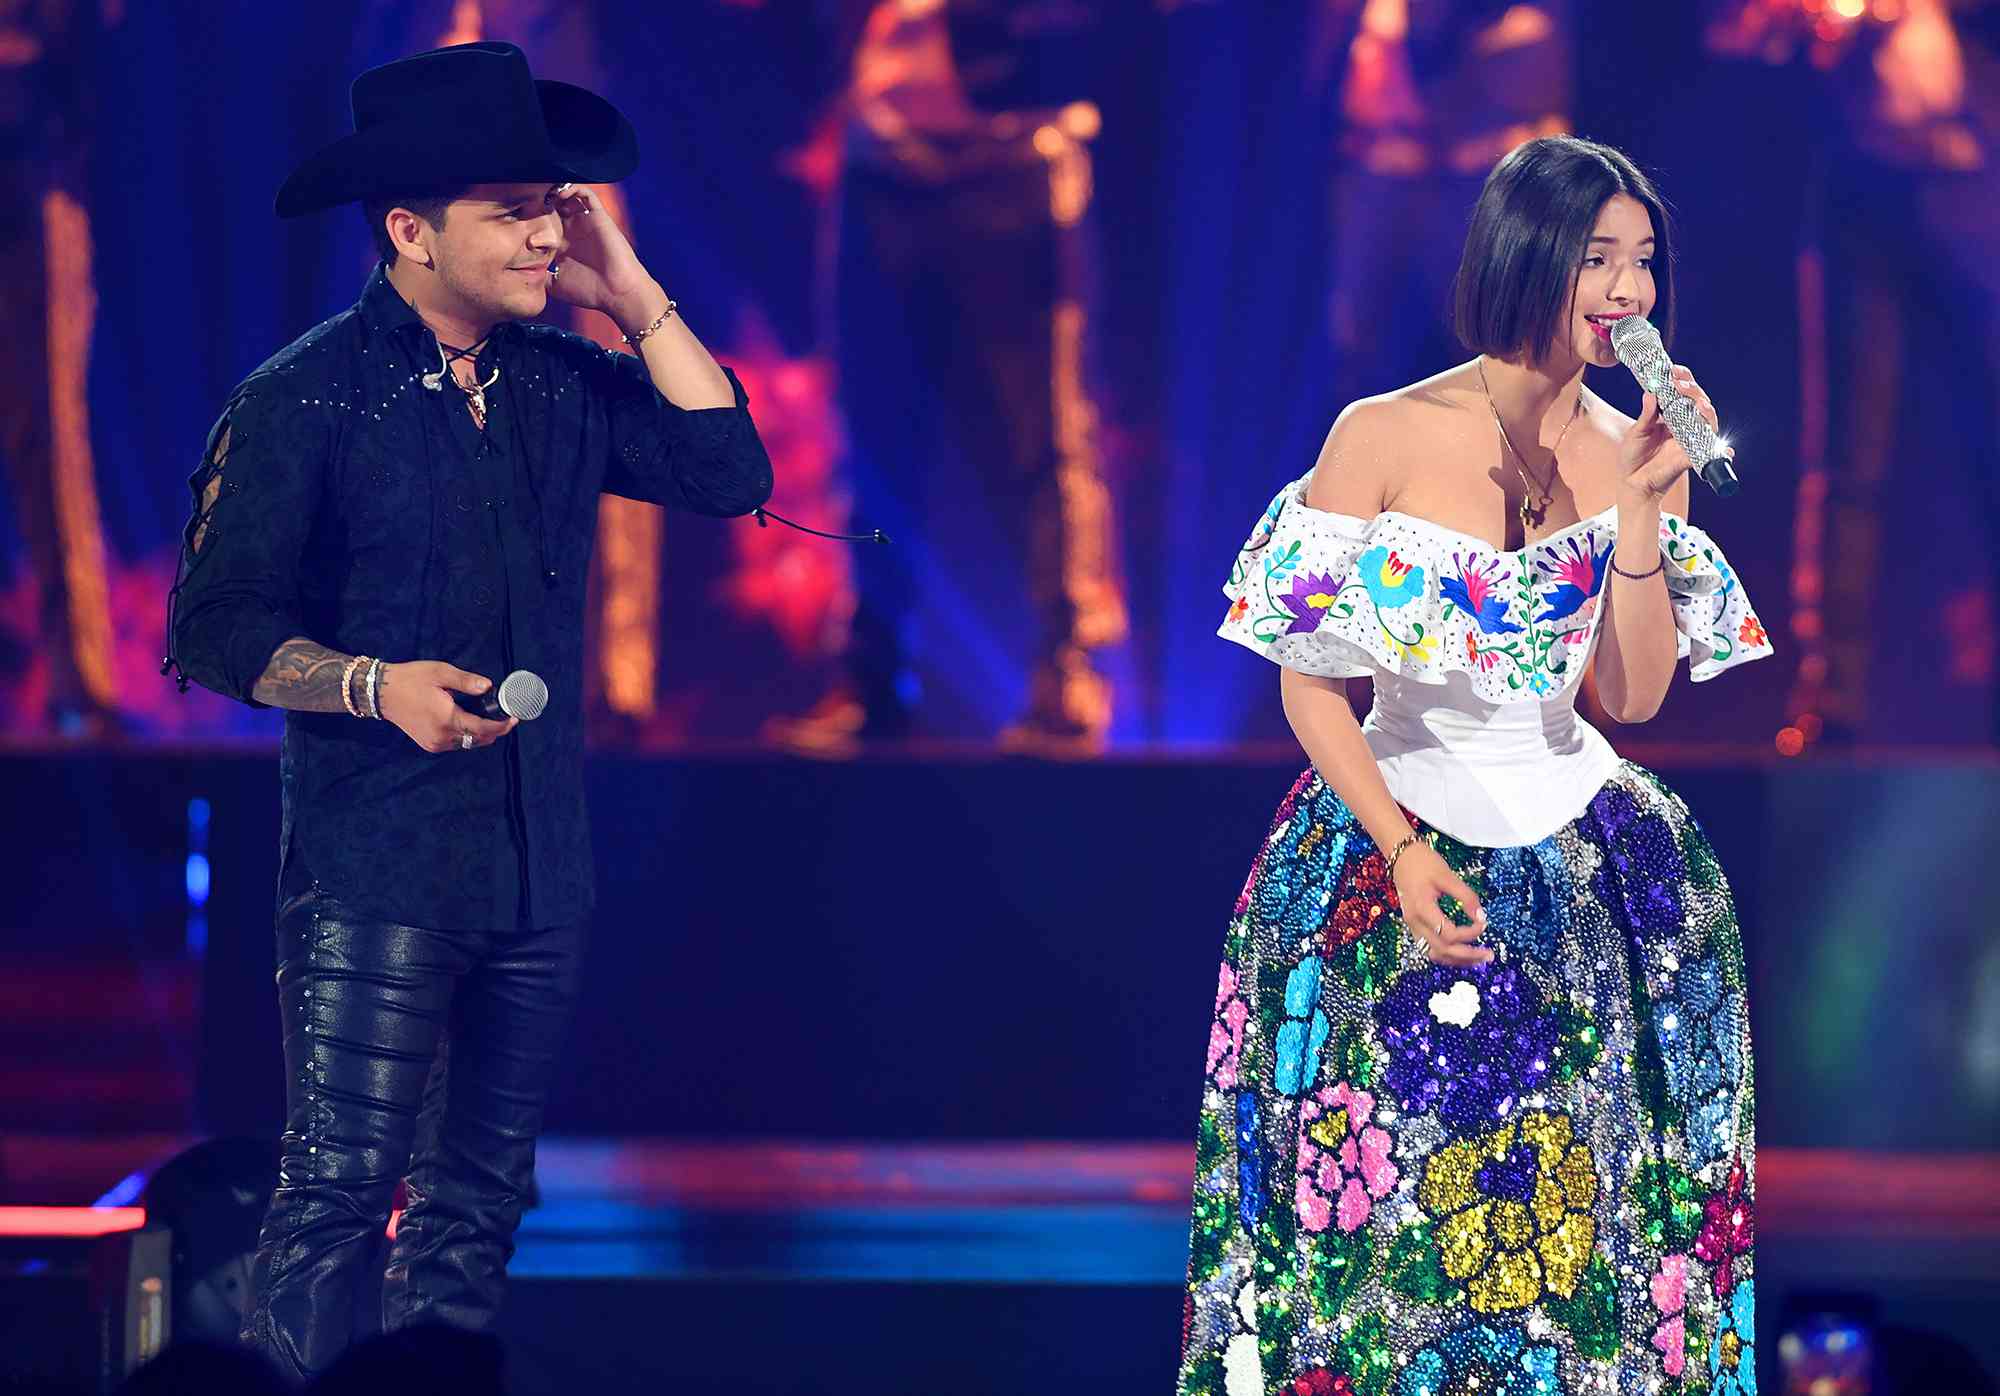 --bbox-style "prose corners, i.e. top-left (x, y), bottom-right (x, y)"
top-left (275, 41), bottom-right (638, 218)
